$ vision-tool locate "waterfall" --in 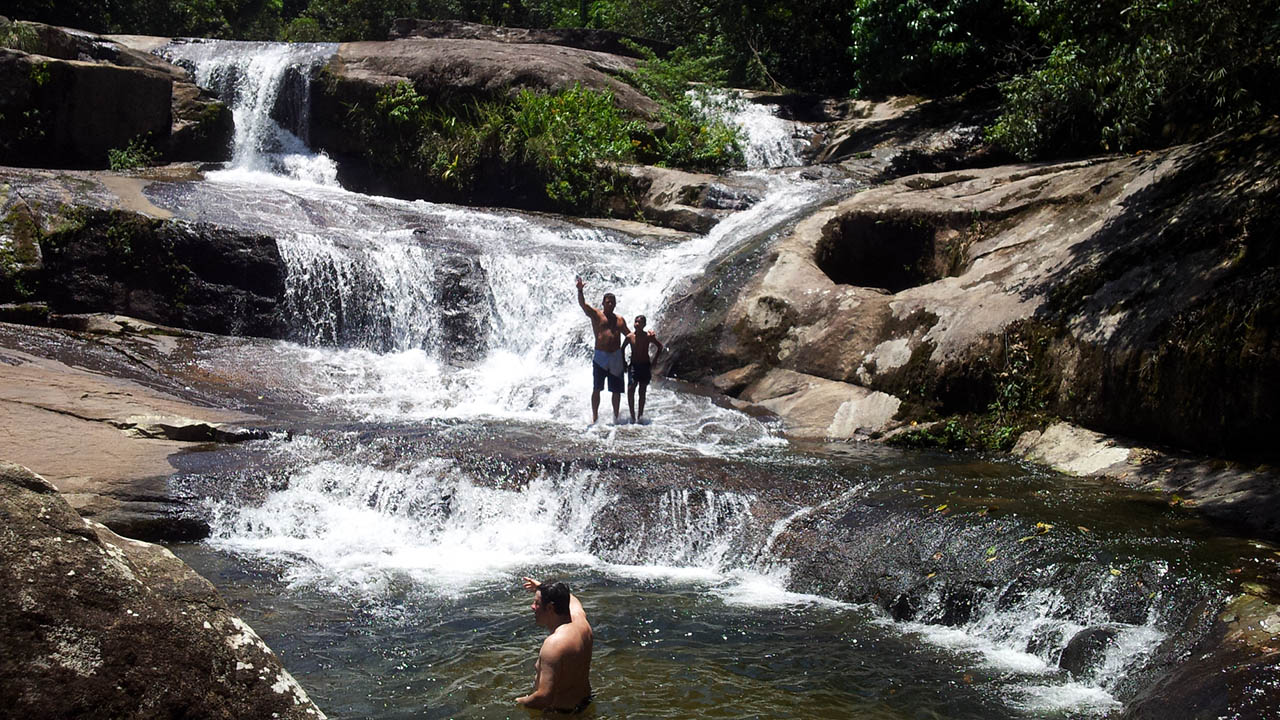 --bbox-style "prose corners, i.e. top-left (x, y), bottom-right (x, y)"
top-left (692, 89), bottom-right (814, 169)
top-left (152, 42), bottom-right (1246, 719)
top-left (159, 39), bottom-right (340, 184)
